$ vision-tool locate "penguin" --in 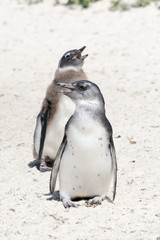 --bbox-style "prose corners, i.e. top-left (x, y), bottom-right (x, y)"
top-left (50, 80), bottom-right (117, 208)
top-left (32, 46), bottom-right (88, 171)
